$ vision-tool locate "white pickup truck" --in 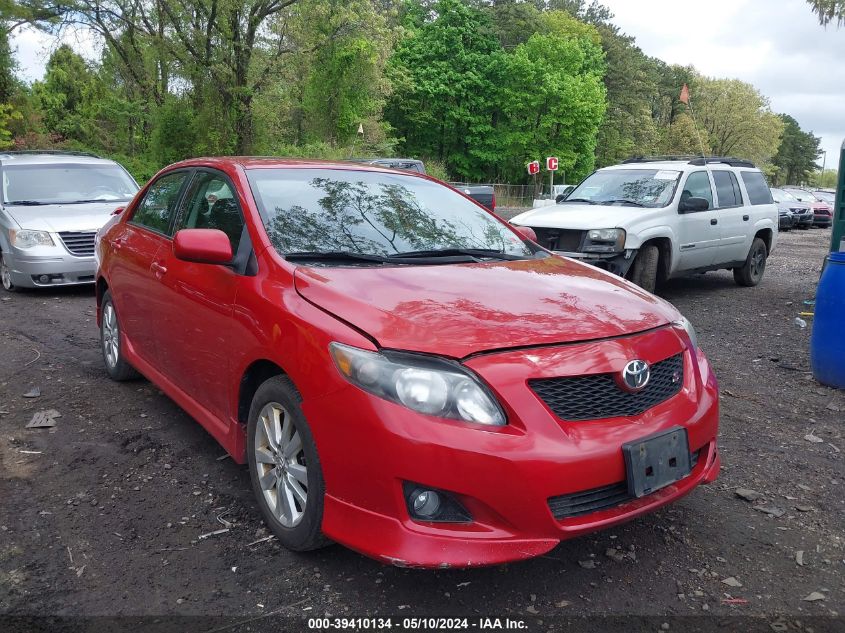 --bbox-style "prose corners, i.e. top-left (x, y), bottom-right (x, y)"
top-left (510, 156), bottom-right (779, 293)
